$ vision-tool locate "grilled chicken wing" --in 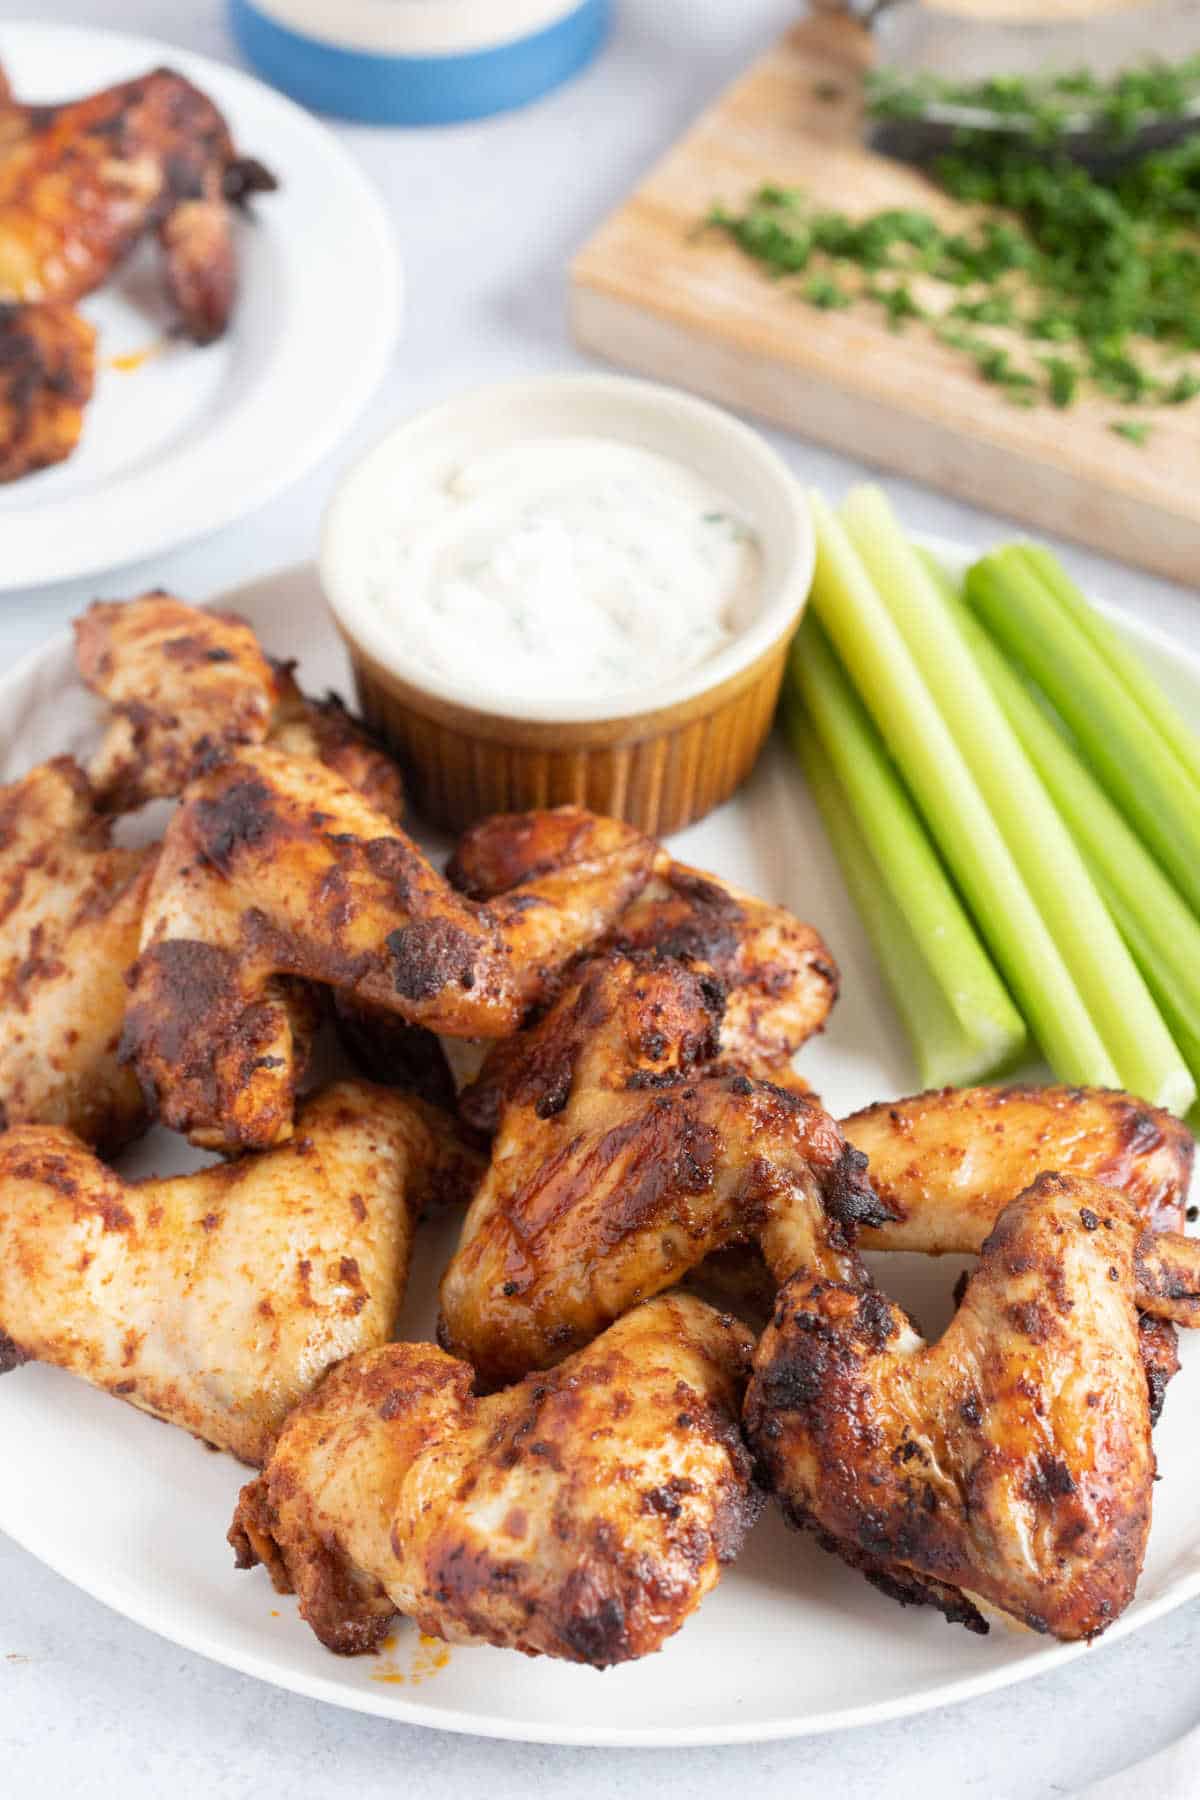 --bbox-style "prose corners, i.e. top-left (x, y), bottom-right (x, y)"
top-left (0, 300), bottom-right (94, 481)
top-left (75, 594), bottom-right (405, 818)
top-left (845, 1084), bottom-right (1193, 1250)
top-left (230, 1292), bottom-right (759, 1662)
top-left (0, 1081), bottom-right (480, 1465)
top-left (0, 757), bottom-right (153, 1152)
top-left (123, 755), bottom-right (655, 1151)
top-left (0, 66), bottom-right (274, 342)
top-left (439, 953), bottom-right (883, 1387)
top-left (451, 817), bottom-right (838, 1131)
top-left (746, 1172), bottom-right (1200, 1642)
